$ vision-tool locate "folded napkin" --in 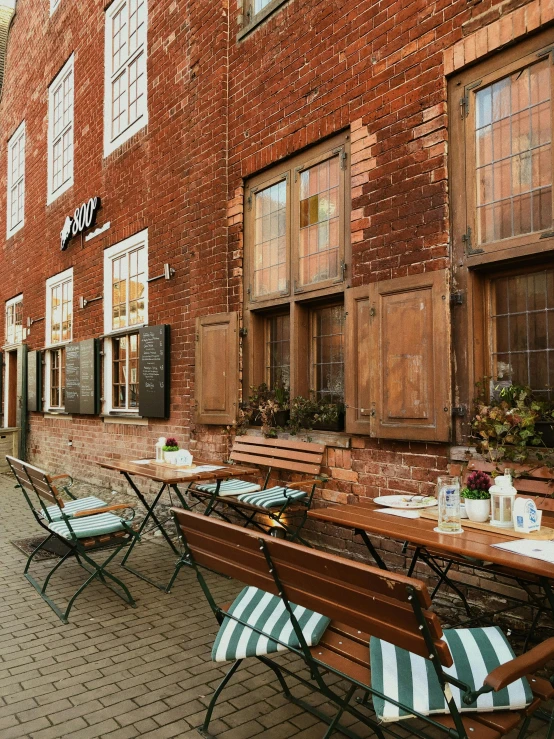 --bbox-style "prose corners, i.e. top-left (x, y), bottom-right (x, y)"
top-left (374, 508), bottom-right (420, 519)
